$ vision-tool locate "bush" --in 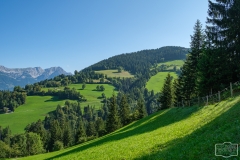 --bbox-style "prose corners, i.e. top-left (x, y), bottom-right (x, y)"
top-left (53, 140), bottom-right (64, 151)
